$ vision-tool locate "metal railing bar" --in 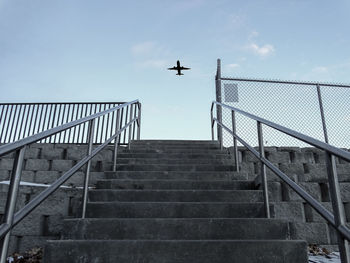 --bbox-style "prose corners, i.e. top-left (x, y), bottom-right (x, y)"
top-left (72, 105), bottom-right (80, 143)
top-left (110, 104), bottom-right (116, 143)
top-left (81, 119), bottom-right (95, 218)
top-left (22, 105), bottom-right (31, 140)
top-left (46, 105), bottom-right (53, 141)
top-left (68, 105), bottom-right (76, 143)
top-left (16, 105), bottom-right (26, 141)
top-left (96, 104), bottom-right (102, 144)
top-left (49, 104), bottom-right (57, 143)
top-left (137, 103), bottom-right (141, 140)
top-left (0, 100), bottom-right (139, 157)
top-left (6, 105), bottom-right (18, 143)
top-left (36, 105), bottom-right (43, 135)
top-left (220, 77), bottom-right (350, 88)
top-left (0, 105), bottom-right (9, 142)
top-left (12, 105), bottom-right (22, 142)
top-left (55, 104), bottom-right (62, 143)
top-left (100, 104), bottom-right (107, 143)
top-left (77, 104), bottom-right (84, 143)
top-left (123, 105), bottom-right (129, 144)
top-left (64, 104), bottom-right (71, 143)
top-left (214, 118), bottom-right (350, 241)
top-left (0, 146), bottom-right (26, 263)
top-left (118, 108), bottom-right (124, 144)
top-left (31, 106), bottom-right (39, 143)
top-left (40, 104), bottom-right (48, 142)
top-left (132, 104), bottom-right (137, 141)
top-left (105, 105), bottom-right (111, 144)
top-left (213, 102), bottom-right (350, 162)
top-left (0, 116), bottom-right (137, 239)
